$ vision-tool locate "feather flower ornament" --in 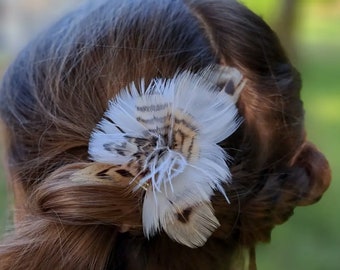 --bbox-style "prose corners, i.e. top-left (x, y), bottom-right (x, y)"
top-left (89, 67), bottom-right (245, 248)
